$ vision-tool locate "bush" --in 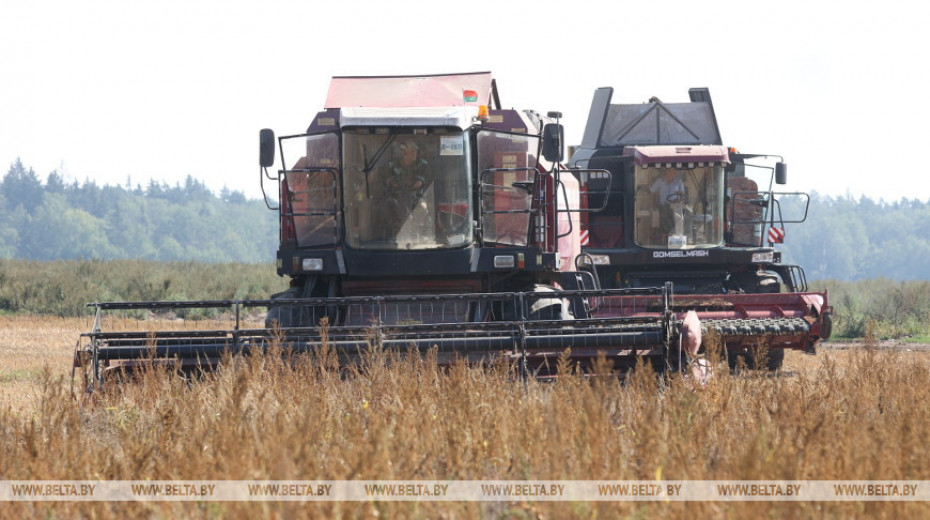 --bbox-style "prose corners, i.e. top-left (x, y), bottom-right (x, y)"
top-left (812, 279), bottom-right (930, 339)
top-left (0, 259), bottom-right (288, 317)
